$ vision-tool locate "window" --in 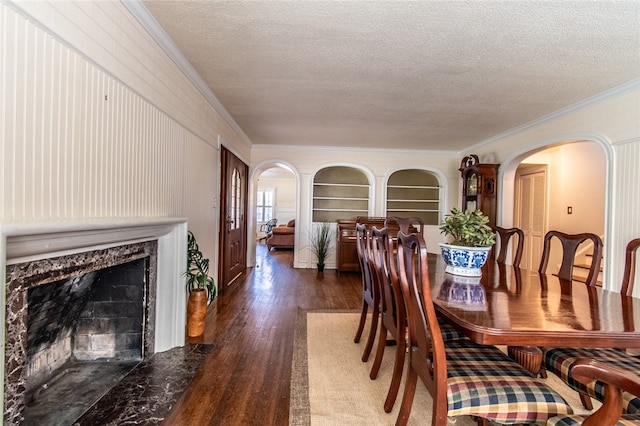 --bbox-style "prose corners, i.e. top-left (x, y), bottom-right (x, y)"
top-left (231, 168), bottom-right (242, 230)
top-left (256, 189), bottom-right (275, 224)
